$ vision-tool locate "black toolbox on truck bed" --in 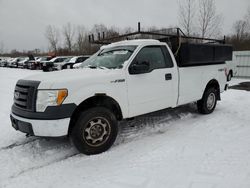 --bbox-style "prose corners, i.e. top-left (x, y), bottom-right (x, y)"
top-left (175, 43), bottom-right (233, 67)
